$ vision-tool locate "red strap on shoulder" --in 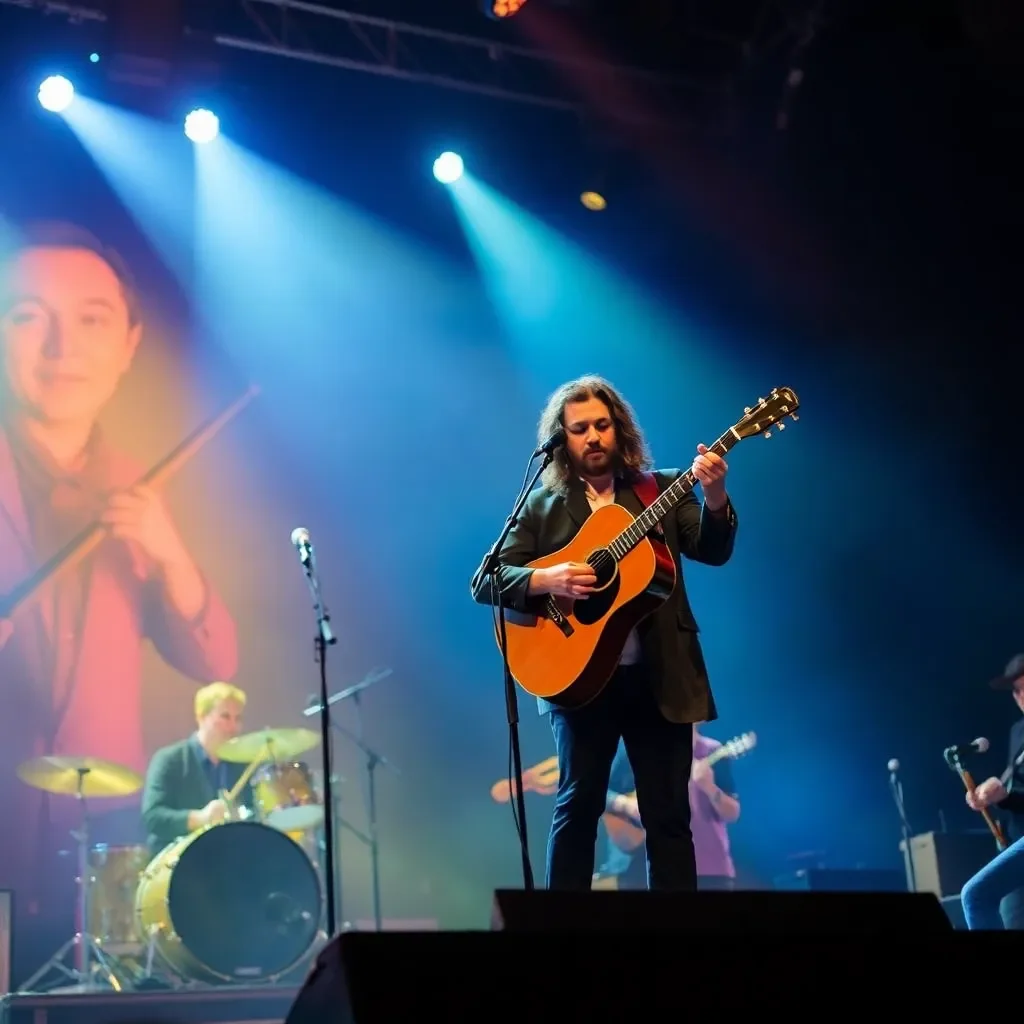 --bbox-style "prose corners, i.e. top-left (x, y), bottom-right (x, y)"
top-left (632, 471), bottom-right (660, 509)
